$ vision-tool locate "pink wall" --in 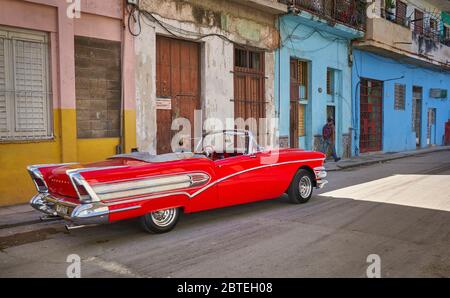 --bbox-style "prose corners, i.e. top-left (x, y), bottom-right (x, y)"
top-left (0, 0), bottom-right (135, 110)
